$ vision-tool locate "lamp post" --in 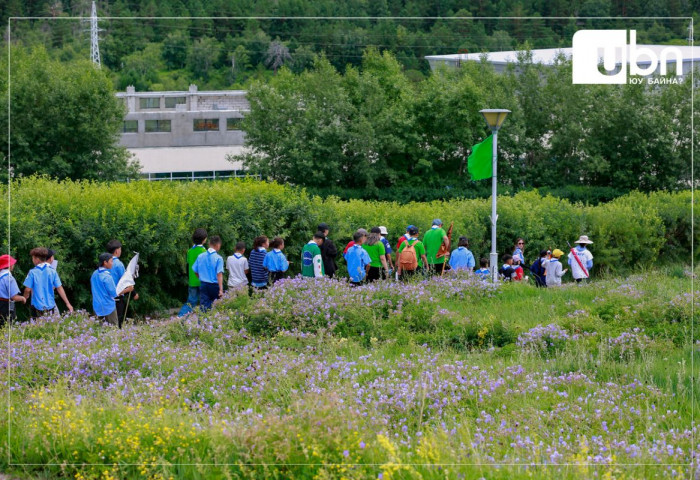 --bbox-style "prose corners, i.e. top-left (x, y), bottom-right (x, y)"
top-left (479, 109), bottom-right (510, 283)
